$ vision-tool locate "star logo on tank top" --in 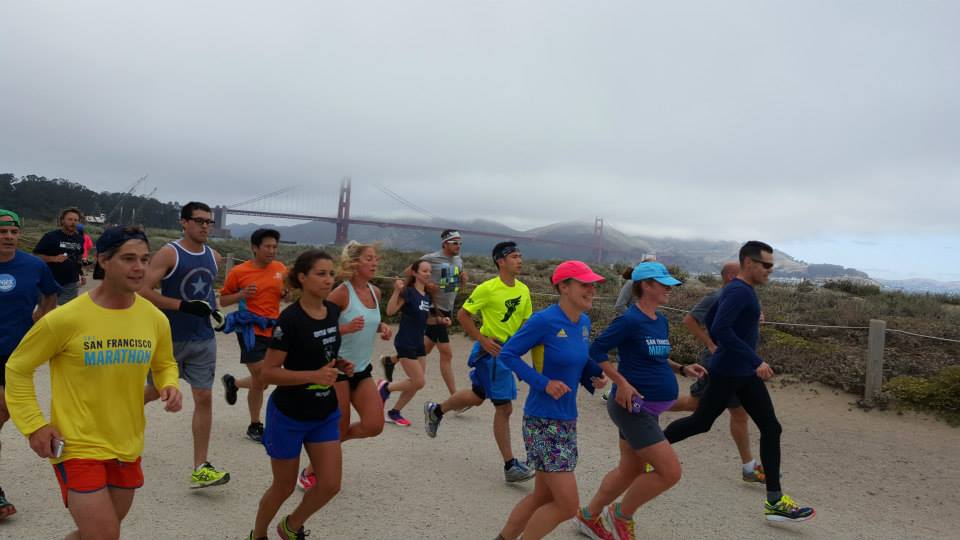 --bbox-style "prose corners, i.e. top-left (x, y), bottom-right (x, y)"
top-left (190, 277), bottom-right (208, 296)
top-left (179, 267), bottom-right (216, 300)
